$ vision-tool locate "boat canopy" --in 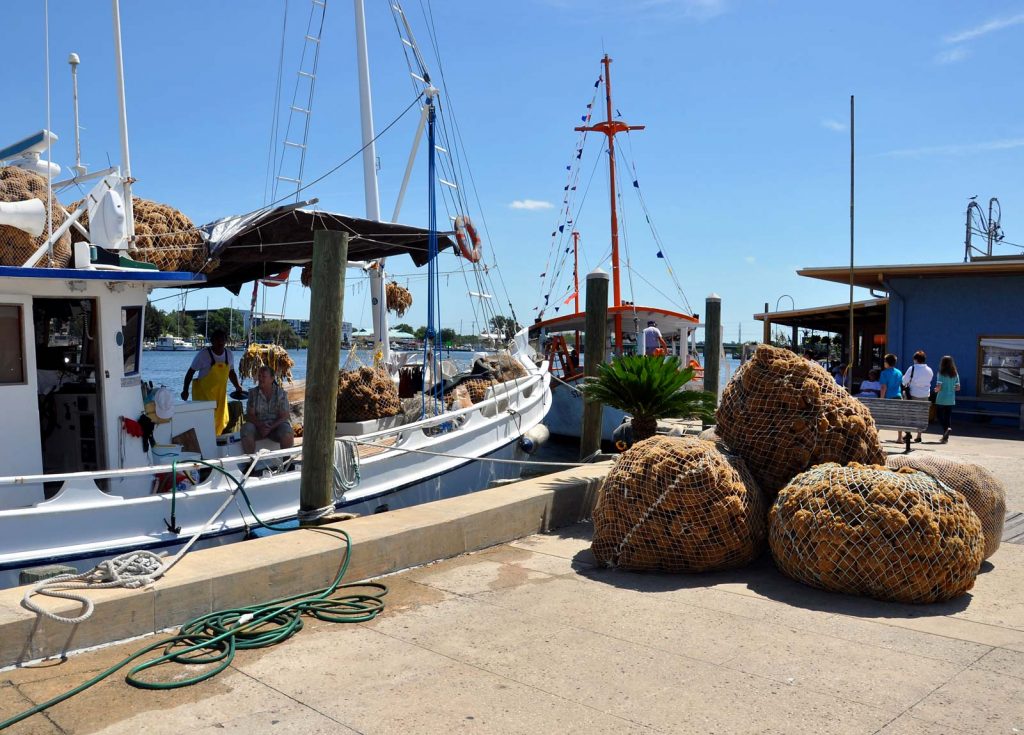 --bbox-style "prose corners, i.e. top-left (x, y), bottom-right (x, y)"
top-left (530, 305), bottom-right (698, 336)
top-left (199, 204), bottom-right (455, 293)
